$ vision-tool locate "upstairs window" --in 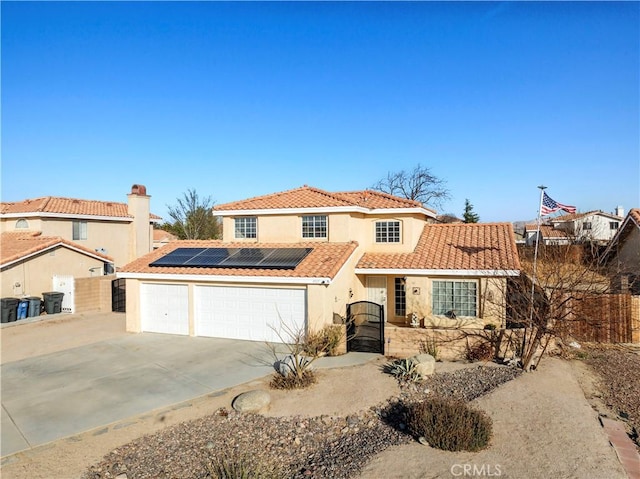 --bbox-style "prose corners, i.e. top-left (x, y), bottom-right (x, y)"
top-left (609, 222), bottom-right (619, 230)
top-left (15, 219), bottom-right (28, 229)
top-left (73, 220), bottom-right (87, 240)
top-left (302, 215), bottom-right (327, 238)
top-left (582, 222), bottom-right (592, 230)
top-left (375, 221), bottom-right (401, 243)
top-left (234, 217), bottom-right (257, 239)
top-left (432, 280), bottom-right (477, 317)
